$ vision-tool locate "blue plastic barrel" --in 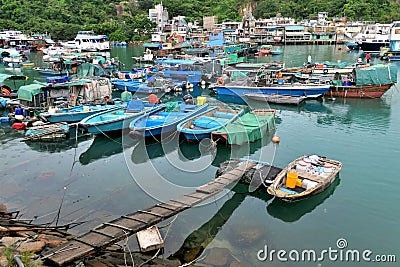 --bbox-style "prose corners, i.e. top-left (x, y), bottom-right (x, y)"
top-left (343, 81), bottom-right (351, 86)
top-left (15, 107), bottom-right (25, 116)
